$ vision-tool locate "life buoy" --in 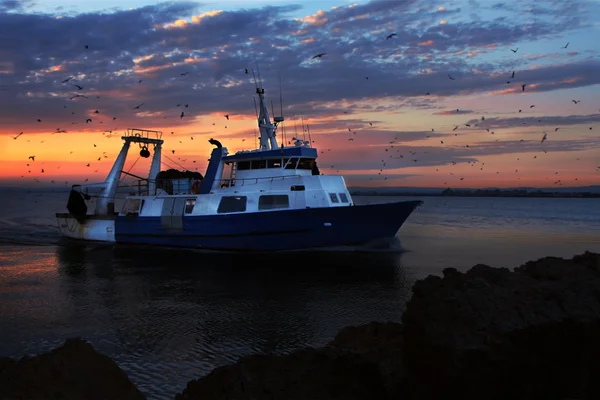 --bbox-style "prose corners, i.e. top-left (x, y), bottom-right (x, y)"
top-left (191, 180), bottom-right (202, 194)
